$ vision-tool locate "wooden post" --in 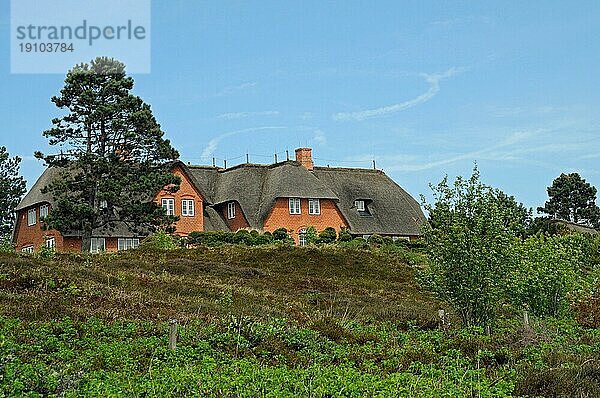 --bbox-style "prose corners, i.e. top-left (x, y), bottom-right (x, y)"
top-left (523, 309), bottom-right (530, 329)
top-left (485, 325), bottom-right (491, 336)
top-left (438, 309), bottom-right (445, 329)
top-left (168, 319), bottom-right (178, 351)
